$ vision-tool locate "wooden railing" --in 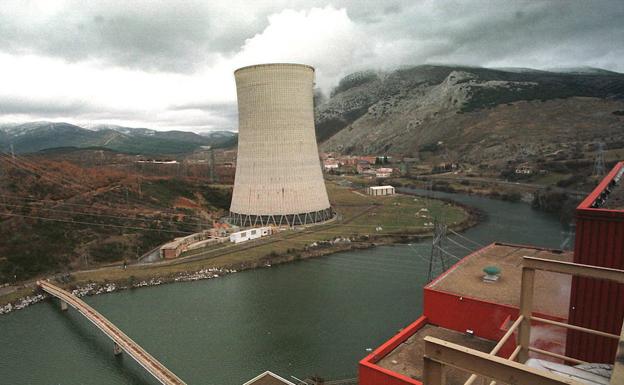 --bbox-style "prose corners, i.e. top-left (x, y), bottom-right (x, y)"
top-left (423, 256), bottom-right (624, 385)
top-left (423, 337), bottom-right (582, 385)
top-left (517, 257), bottom-right (624, 364)
top-left (463, 315), bottom-right (523, 385)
